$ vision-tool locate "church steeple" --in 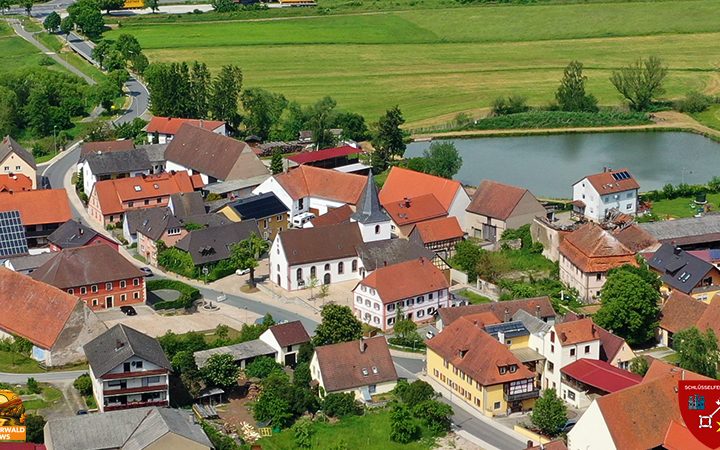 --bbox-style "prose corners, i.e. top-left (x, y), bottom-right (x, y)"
top-left (351, 170), bottom-right (390, 224)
